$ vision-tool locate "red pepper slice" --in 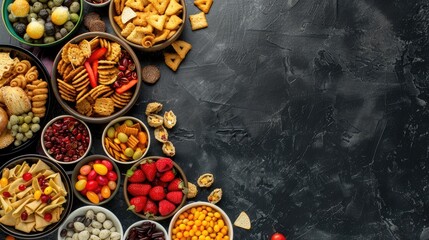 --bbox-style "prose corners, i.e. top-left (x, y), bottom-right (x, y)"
top-left (84, 61), bottom-right (97, 88)
top-left (115, 79), bottom-right (138, 94)
top-left (92, 60), bottom-right (98, 84)
top-left (87, 47), bottom-right (107, 63)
